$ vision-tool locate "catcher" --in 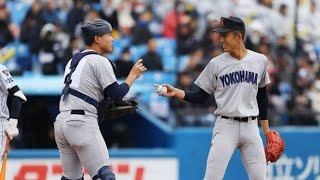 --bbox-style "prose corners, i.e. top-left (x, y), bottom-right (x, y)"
top-left (55, 19), bottom-right (146, 180)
